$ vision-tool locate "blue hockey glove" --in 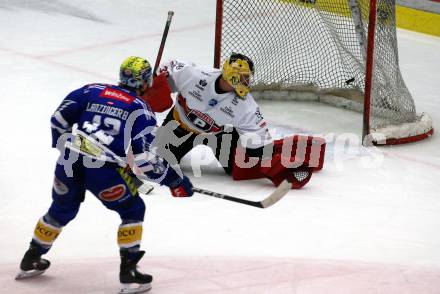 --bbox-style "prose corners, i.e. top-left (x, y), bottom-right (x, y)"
top-left (169, 176), bottom-right (193, 197)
